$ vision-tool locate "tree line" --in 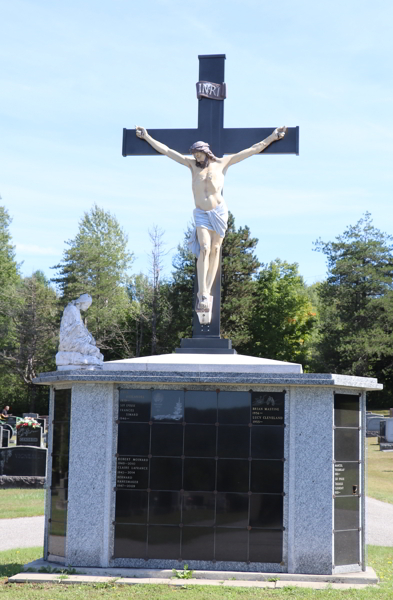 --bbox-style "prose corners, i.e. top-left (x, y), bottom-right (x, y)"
top-left (0, 203), bottom-right (392, 414)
